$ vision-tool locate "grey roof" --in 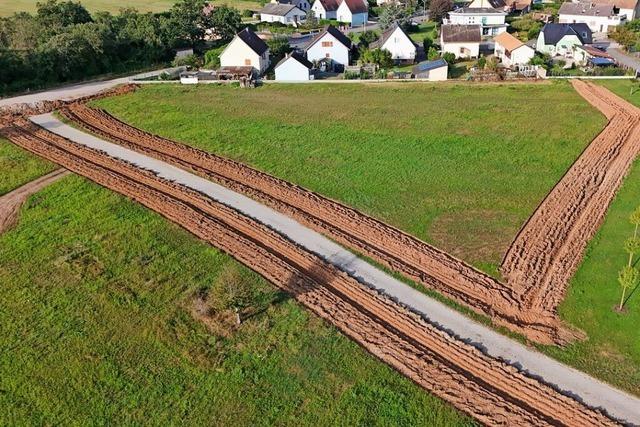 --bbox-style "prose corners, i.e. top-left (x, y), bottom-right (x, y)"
top-left (305, 25), bottom-right (352, 50)
top-left (413, 58), bottom-right (448, 73)
top-left (440, 24), bottom-right (482, 43)
top-left (276, 51), bottom-right (313, 68)
top-left (260, 2), bottom-right (303, 15)
top-left (558, 1), bottom-right (614, 16)
top-left (451, 6), bottom-right (507, 13)
top-left (236, 27), bottom-right (269, 55)
top-left (541, 23), bottom-right (592, 45)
